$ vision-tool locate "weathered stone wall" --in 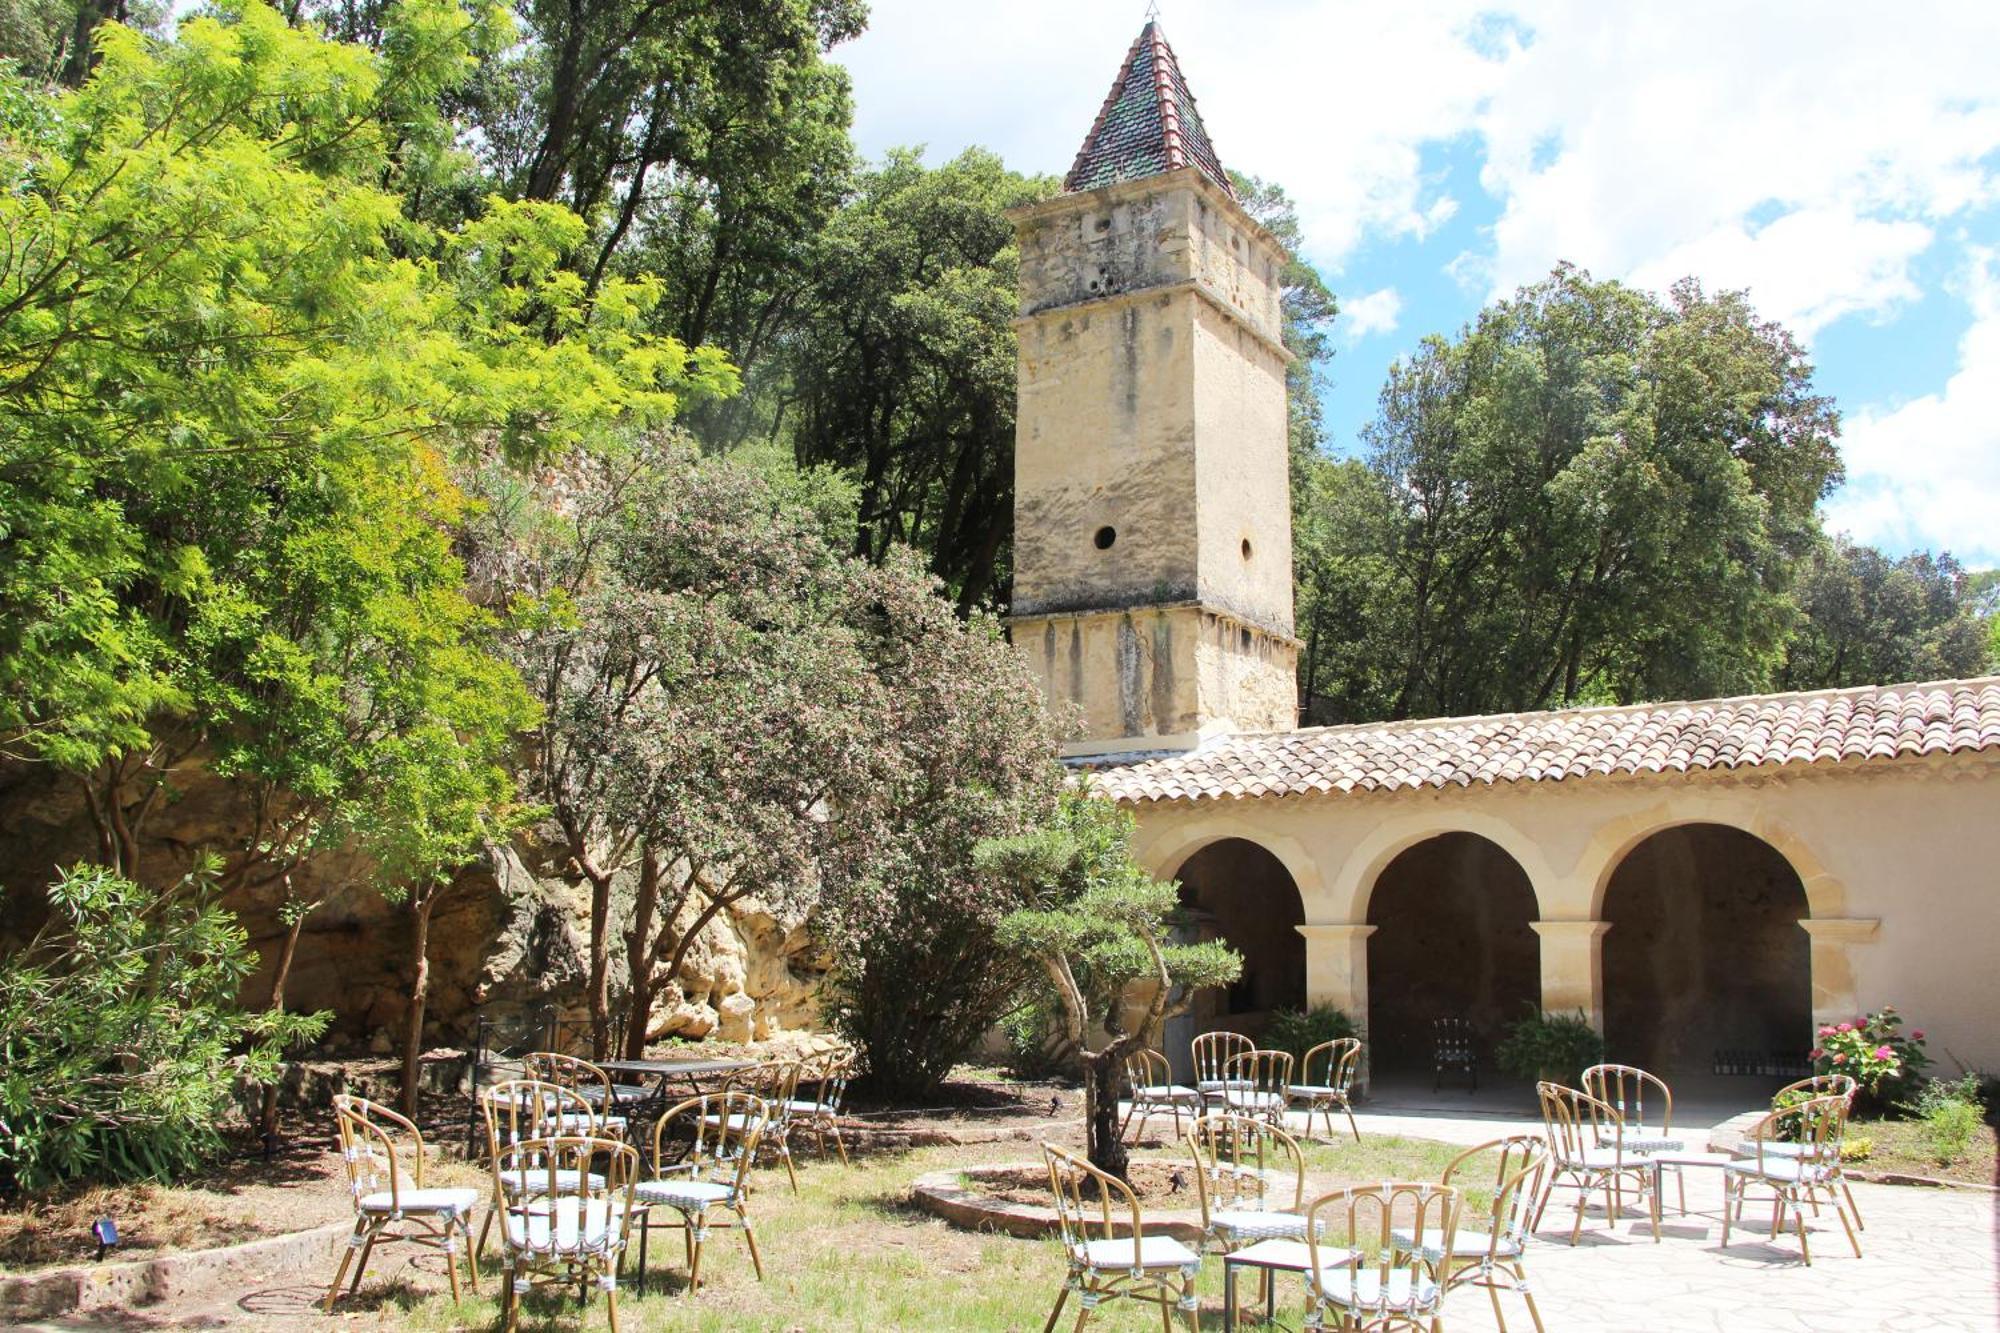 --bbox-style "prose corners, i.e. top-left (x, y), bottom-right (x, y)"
top-left (0, 761), bottom-right (829, 1050)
